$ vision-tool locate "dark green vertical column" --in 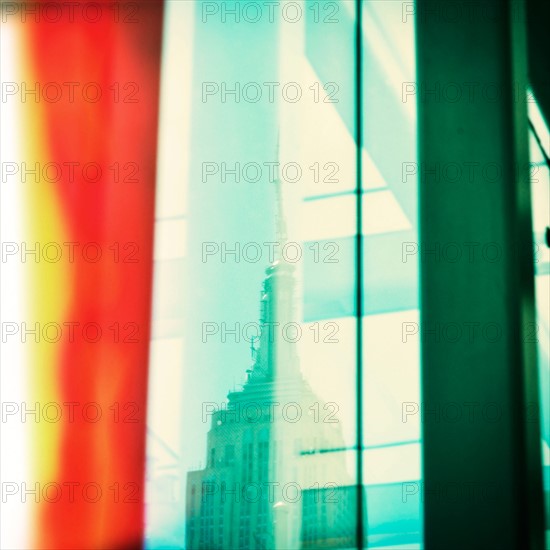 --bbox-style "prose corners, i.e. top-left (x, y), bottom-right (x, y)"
top-left (416, 1), bottom-right (544, 549)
